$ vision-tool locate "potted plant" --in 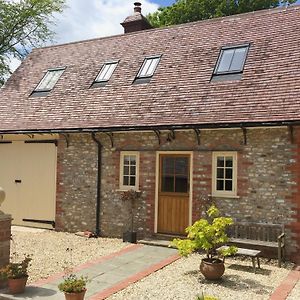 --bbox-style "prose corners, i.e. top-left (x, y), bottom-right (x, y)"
top-left (172, 205), bottom-right (237, 280)
top-left (121, 189), bottom-right (141, 243)
top-left (3, 255), bottom-right (31, 294)
top-left (58, 274), bottom-right (89, 300)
